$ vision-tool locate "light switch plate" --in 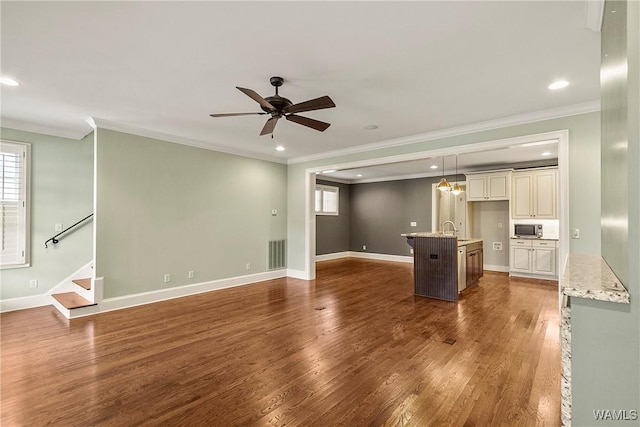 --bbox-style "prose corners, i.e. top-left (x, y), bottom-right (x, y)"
top-left (572, 228), bottom-right (580, 239)
top-left (55, 223), bottom-right (63, 232)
